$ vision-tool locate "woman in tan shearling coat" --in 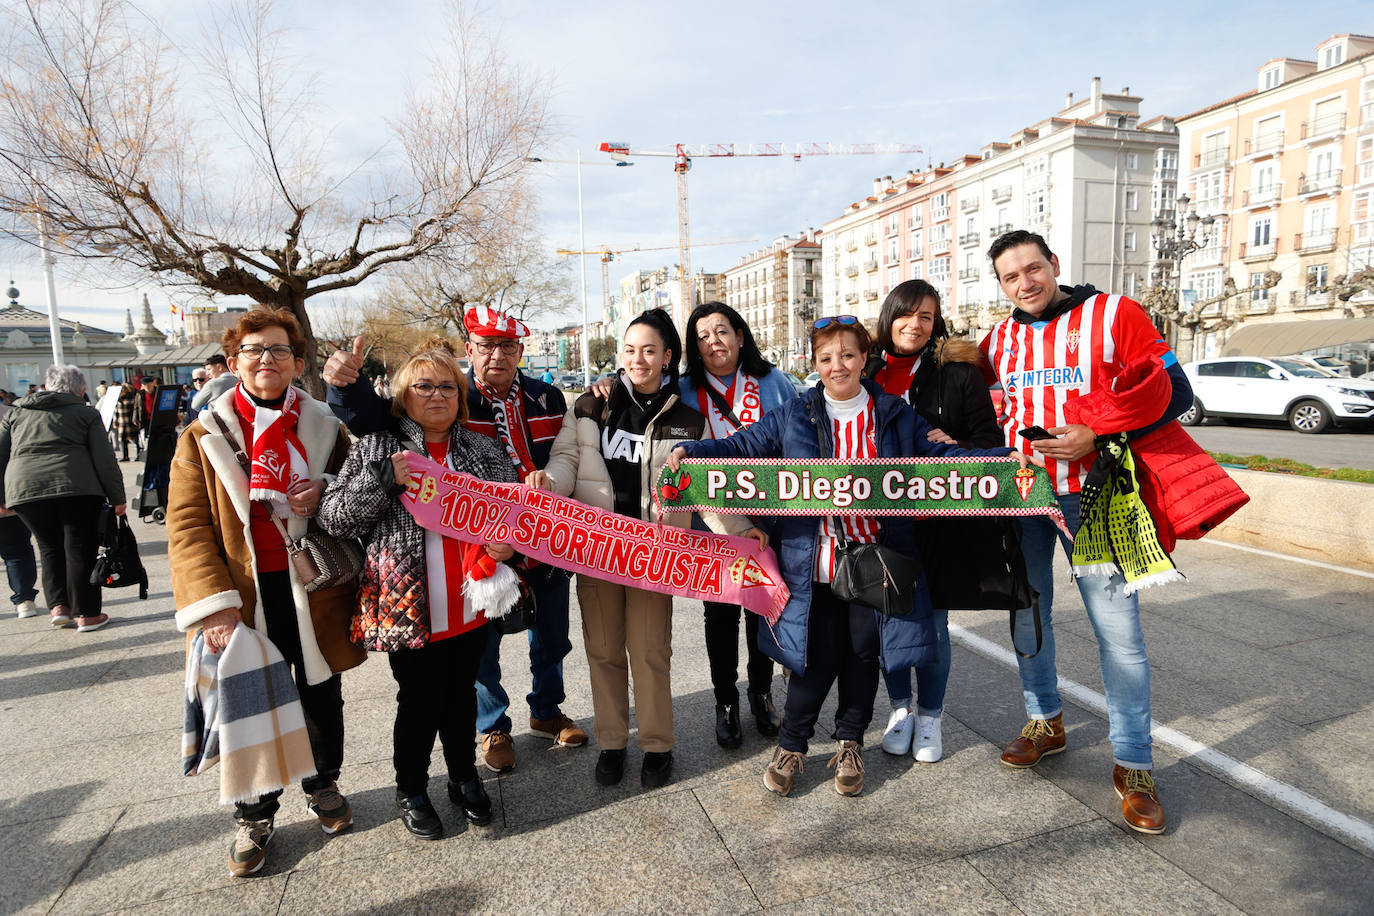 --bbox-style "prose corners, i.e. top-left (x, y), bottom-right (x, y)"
top-left (526, 308), bottom-right (763, 790)
top-left (168, 308), bottom-right (364, 879)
